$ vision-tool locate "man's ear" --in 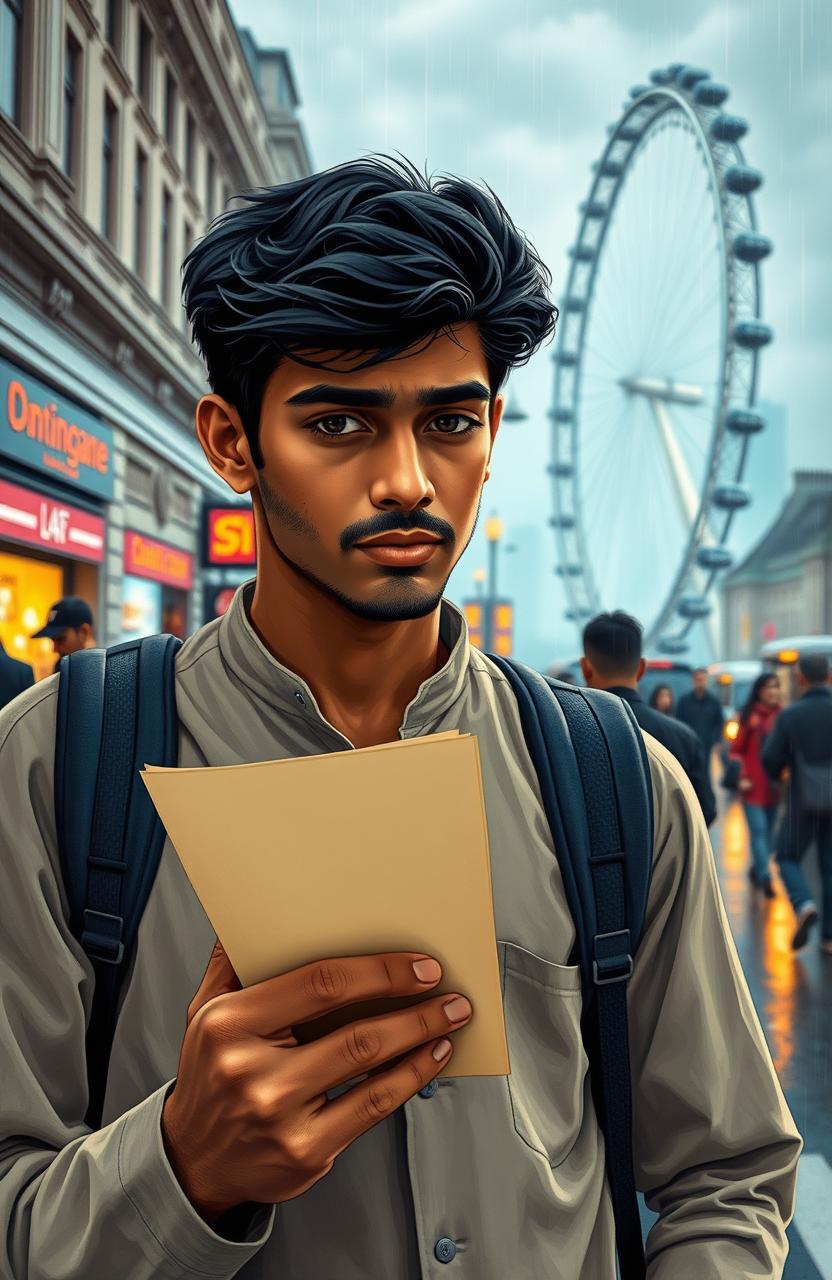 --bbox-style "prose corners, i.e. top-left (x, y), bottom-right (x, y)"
top-left (636, 657), bottom-right (647, 681)
top-left (579, 656), bottom-right (593, 685)
top-left (195, 395), bottom-right (258, 495)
